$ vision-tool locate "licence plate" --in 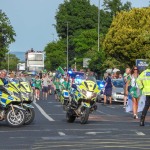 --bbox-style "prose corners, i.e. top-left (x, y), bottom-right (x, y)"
top-left (117, 95), bottom-right (123, 99)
